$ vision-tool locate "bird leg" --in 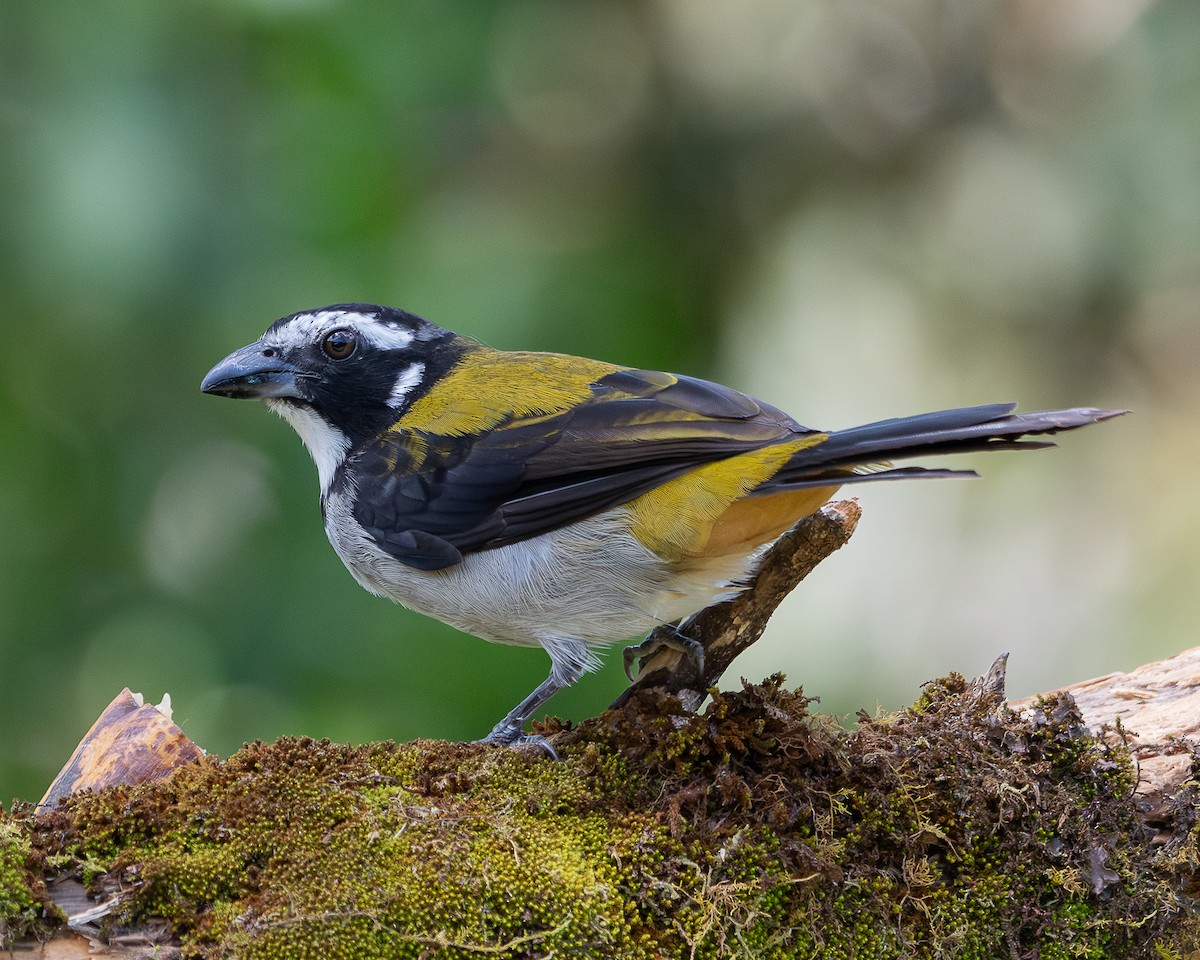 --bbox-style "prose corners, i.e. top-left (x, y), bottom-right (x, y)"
top-left (478, 672), bottom-right (566, 758)
top-left (623, 624), bottom-right (705, 682)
